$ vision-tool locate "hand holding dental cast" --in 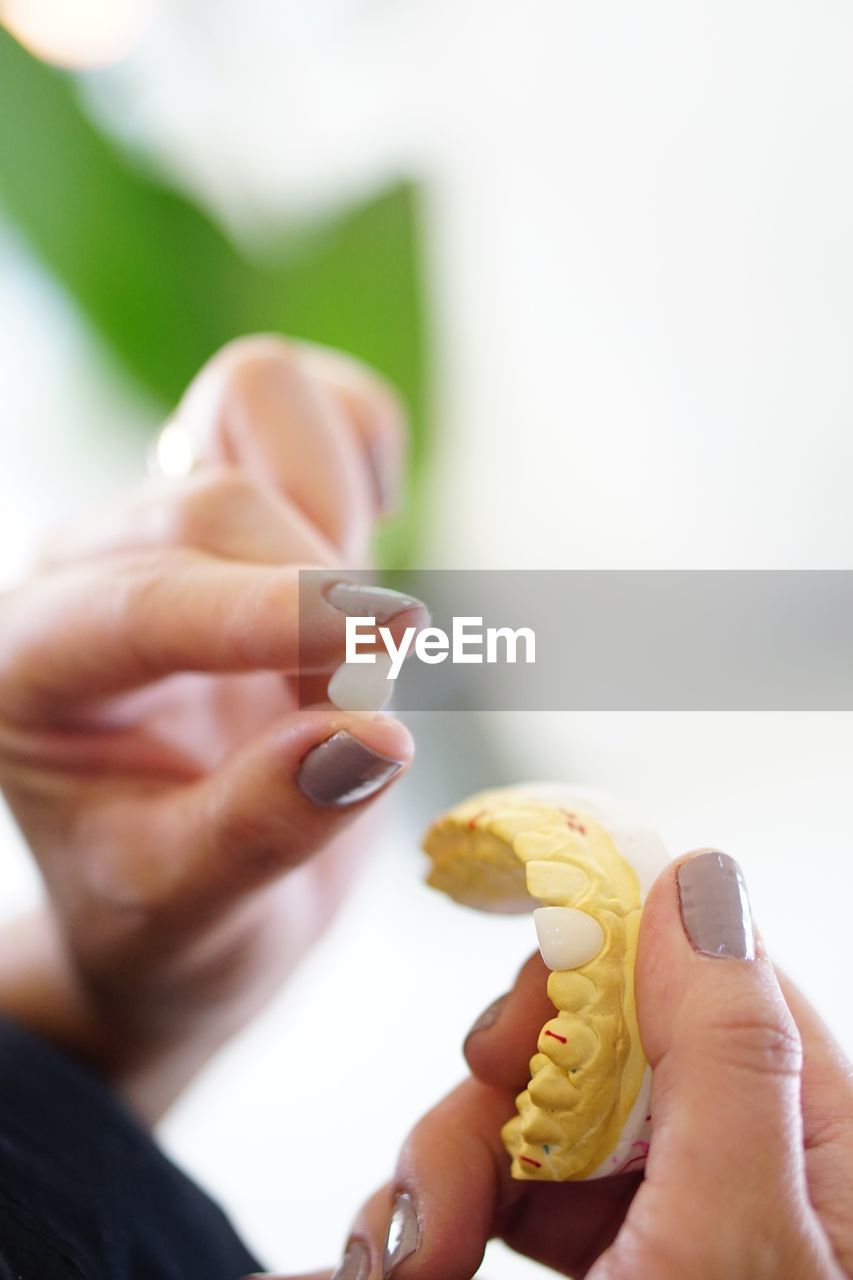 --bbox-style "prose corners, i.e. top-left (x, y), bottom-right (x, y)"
top-left (291, 791), bottom-right (853, 1280)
